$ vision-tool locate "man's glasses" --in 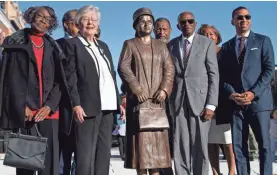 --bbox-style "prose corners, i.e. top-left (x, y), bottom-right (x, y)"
top-left (236, 15), bottom-right (251, 21)
top-left (35, 13), bottom-right (53, 24)
top-left (179, 19), bottom-right (195, 25)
